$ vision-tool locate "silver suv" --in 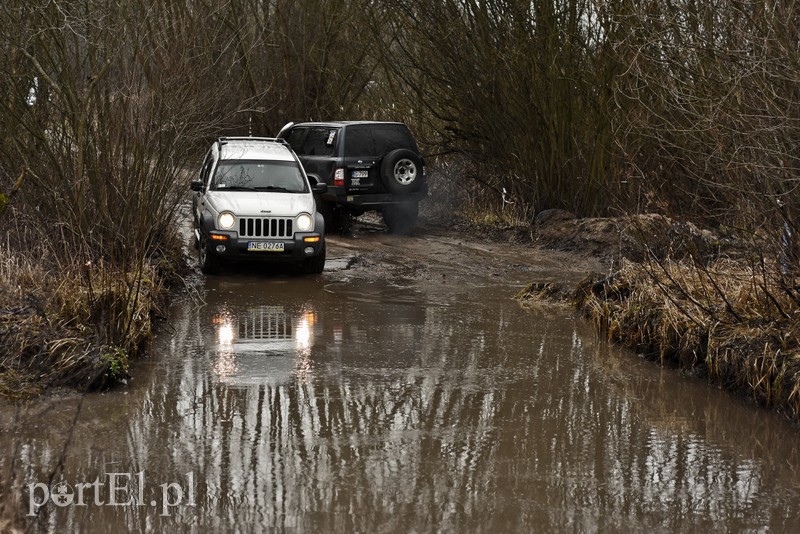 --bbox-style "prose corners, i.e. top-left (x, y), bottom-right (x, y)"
top-left (190, 137), bottom-right (327, 274)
